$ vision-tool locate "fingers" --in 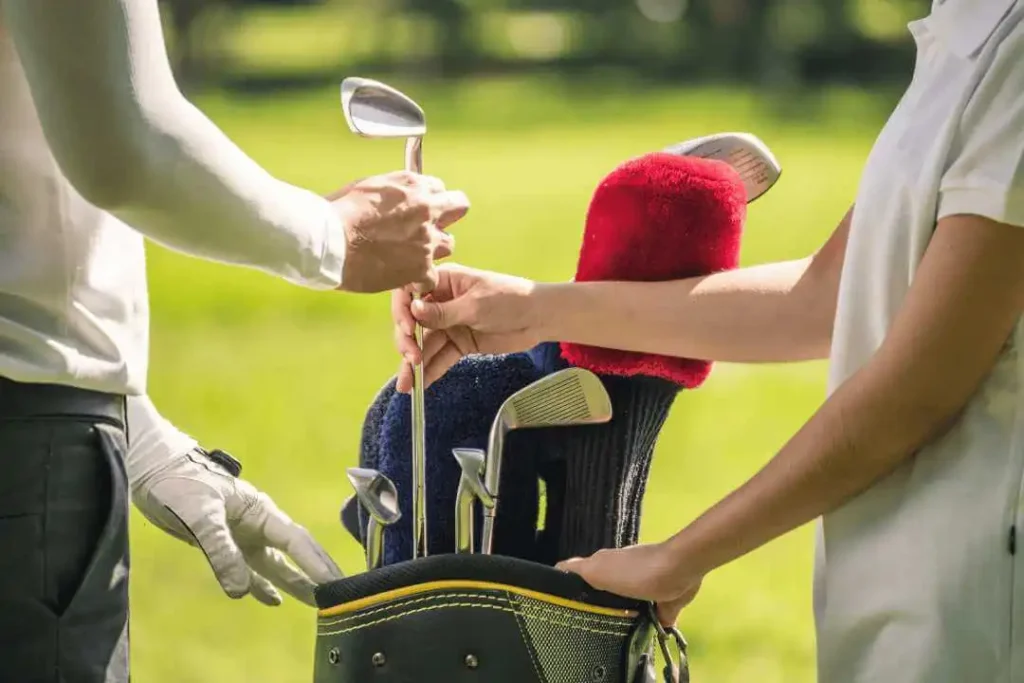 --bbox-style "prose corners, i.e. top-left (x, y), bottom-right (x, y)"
top-left (252, 493), bottom-right (346, 584)
top-left (395, 329), bottom-right (453, 394)
top-left (244, 546), bottom-right (318, 607)
top-left (163, 501), bottom-right (252, 599)
top-left (425, 190), bottom-right (470, 231)
top-left (432, 230), bottom-right (455, 261)
top-left (411, 296), bottom-right (464, 330)
top-left (422, 338), bottom-right (469, 389)
top-left (248, 570), bottom-right (283, 607)
top-left (555, 556), bottom-right (585, 574)
top-left (391, 288), bottom-right (417, 340)
top-left (396, 360), bottom-right (415, 394)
